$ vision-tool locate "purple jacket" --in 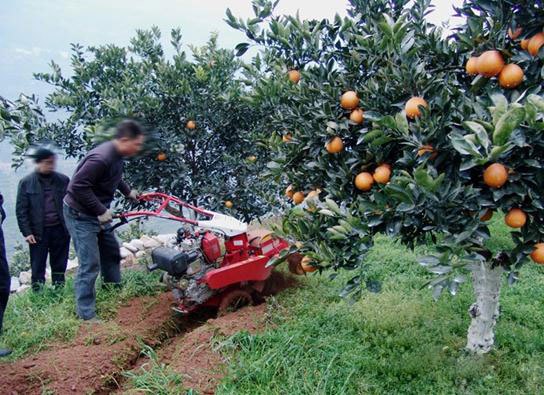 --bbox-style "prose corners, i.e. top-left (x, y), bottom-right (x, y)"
top-left (64, 141), bottom-right (131, 216)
